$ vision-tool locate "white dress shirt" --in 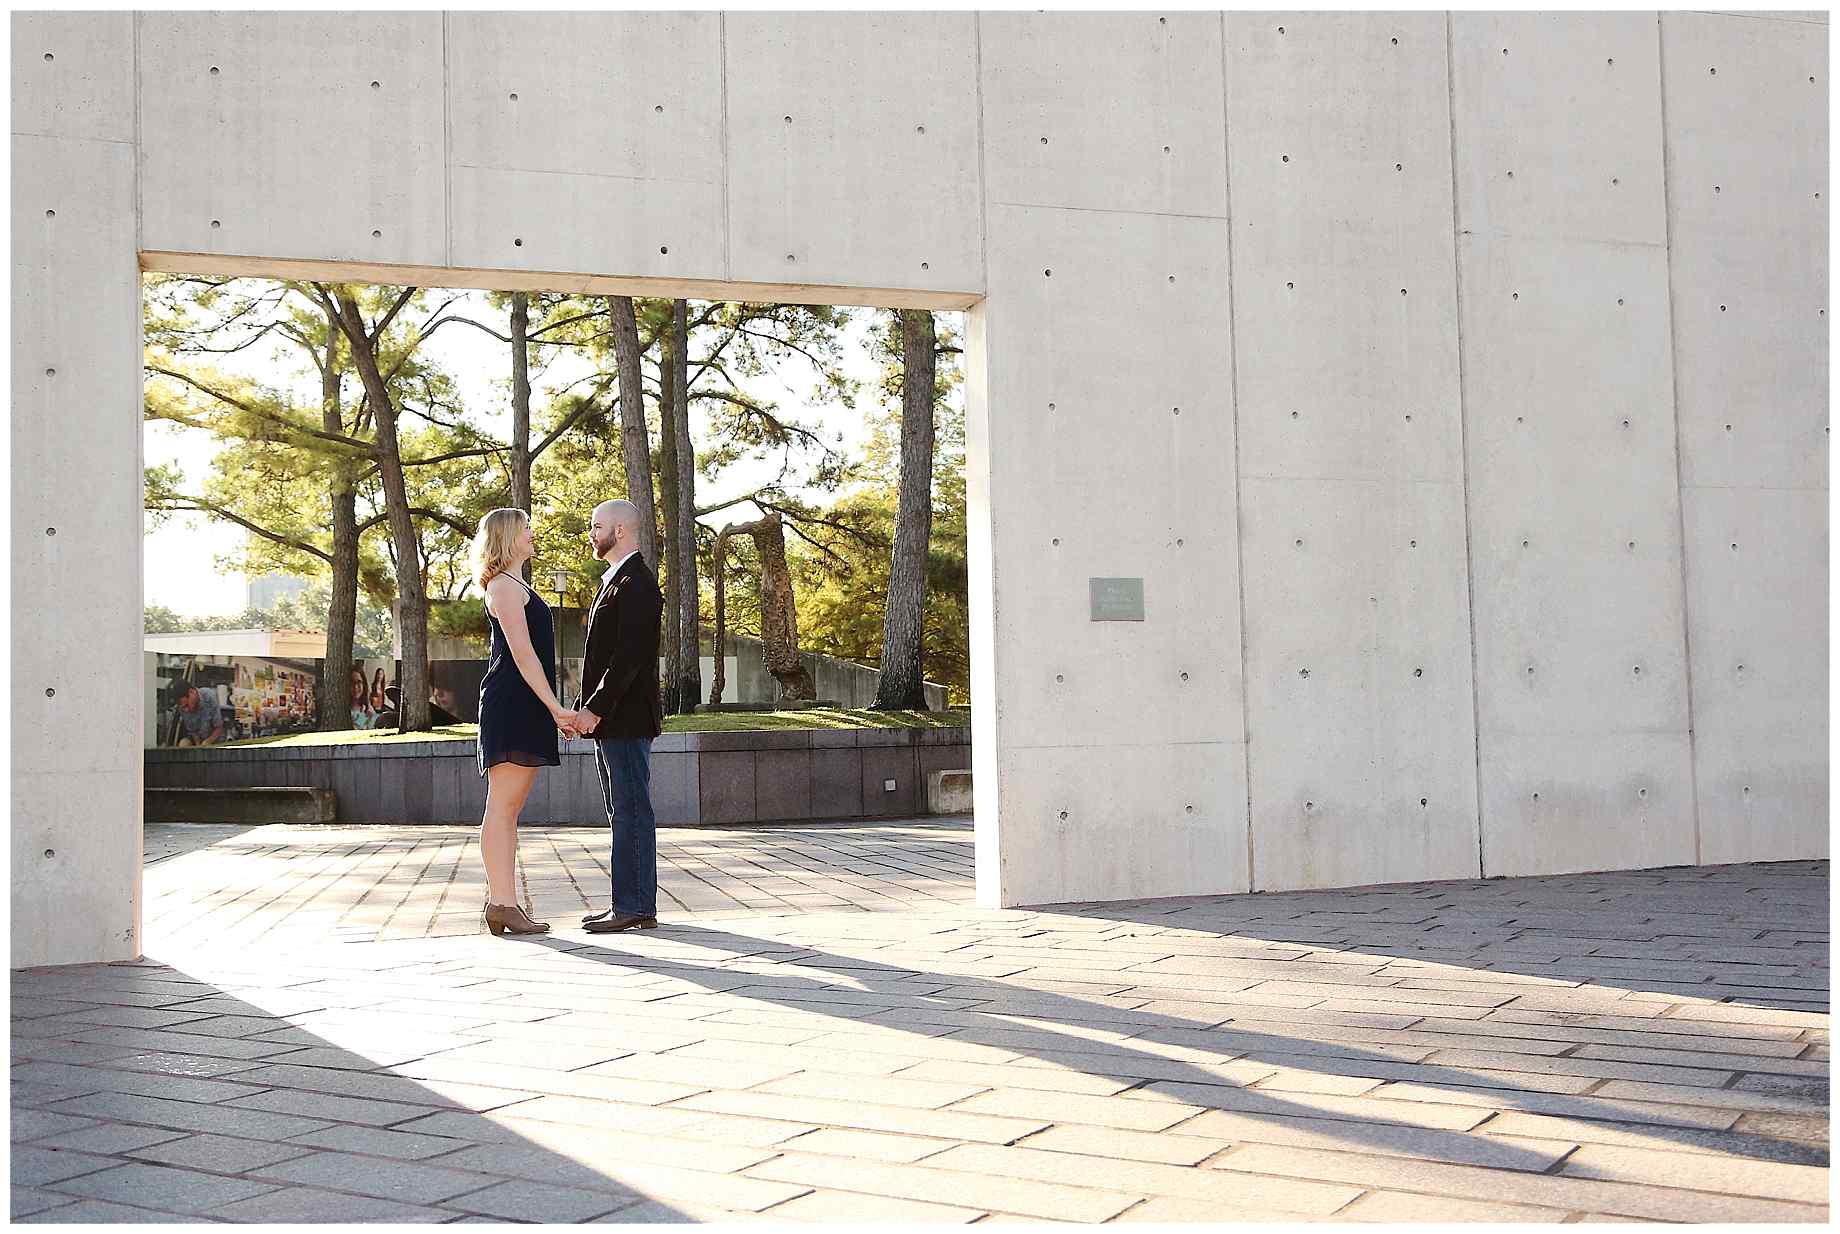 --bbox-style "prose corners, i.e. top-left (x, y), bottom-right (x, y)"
top-left (601, 549), bottom-right (638, 589)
